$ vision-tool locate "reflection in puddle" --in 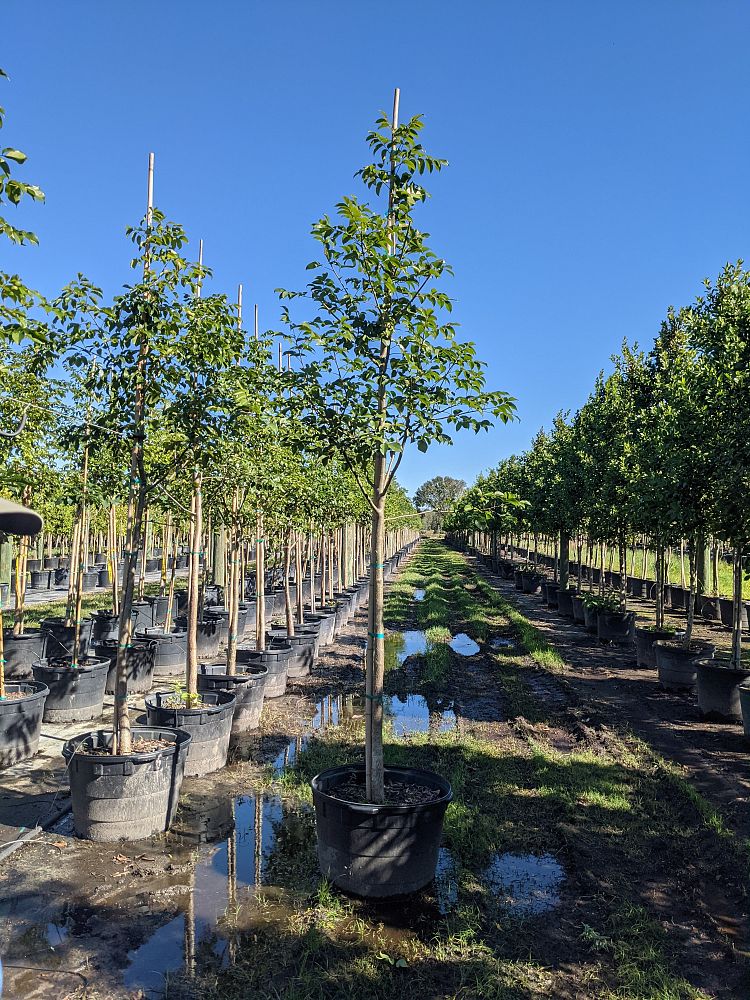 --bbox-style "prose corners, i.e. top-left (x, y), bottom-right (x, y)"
top-left (489, 636), bottom-right (515, 650)
top-left (126, 793), bottom-right (316, 992)
top-left (482, 853), bottom-right (564, 916)
top-left (449, 633), bottom-right (480, 656)
top-left (414, 589), bottom-right (426, 602)
top-left (434, 847), bottom-right (459, 914)
top-left (388, 694), bottom-right (457, 737)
